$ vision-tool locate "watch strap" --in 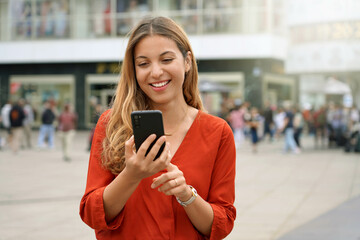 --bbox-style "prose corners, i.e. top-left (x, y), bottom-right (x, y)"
top-left (176, 185), bottom-right (197, 207)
